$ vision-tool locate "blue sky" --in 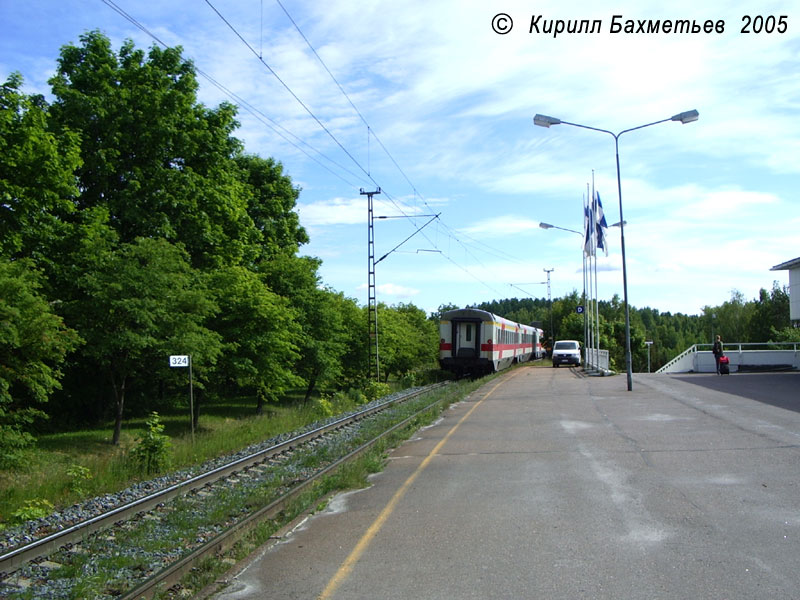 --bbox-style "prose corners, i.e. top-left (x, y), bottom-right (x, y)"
top-left (2, 1), bottom-right (798, 316)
